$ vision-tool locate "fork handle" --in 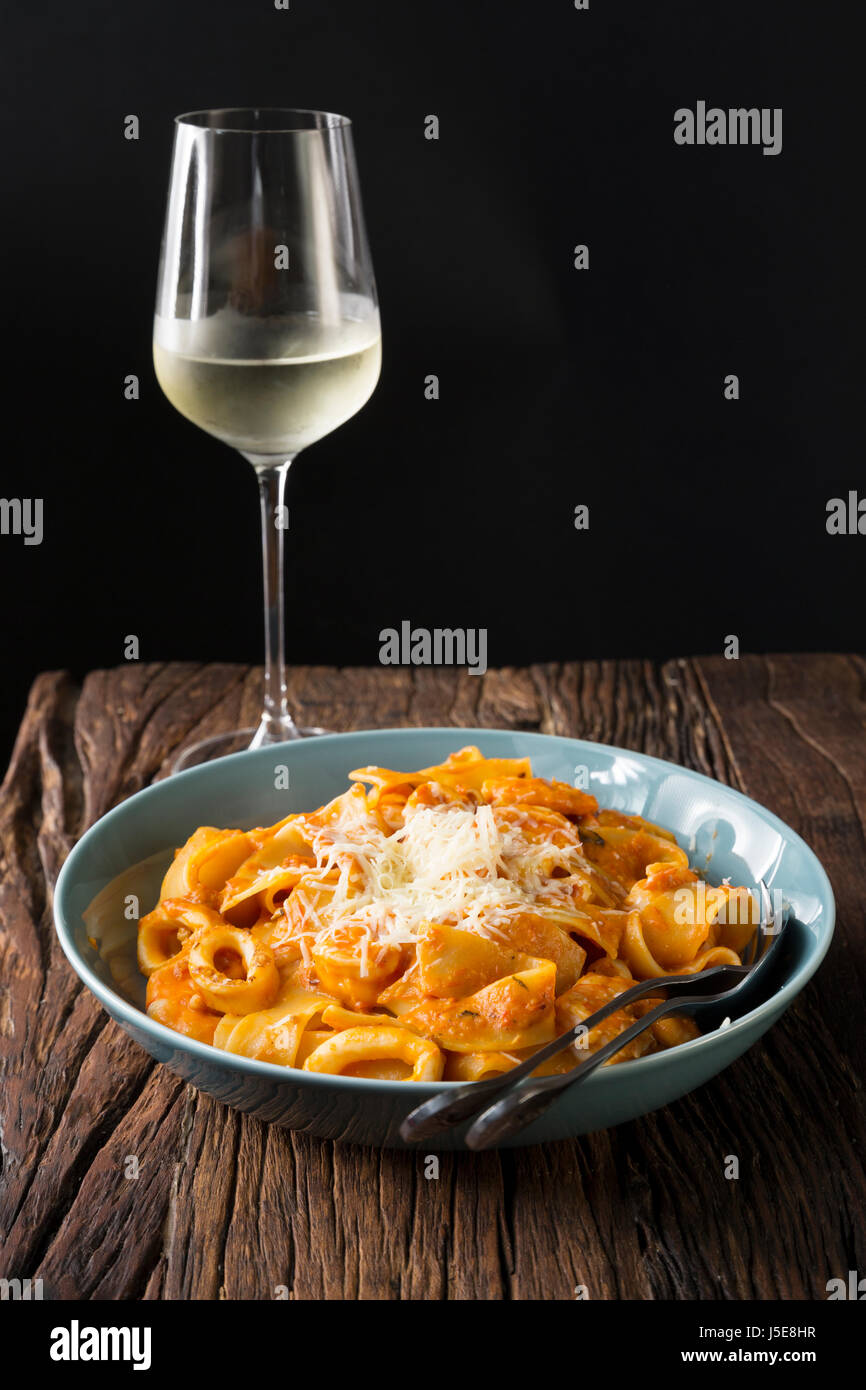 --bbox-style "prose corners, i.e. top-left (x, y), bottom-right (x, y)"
top-left (398, 975), bottom-right (686, 1143)
top-left (398, 970), bottom-right (726, 1143)
top-left (464, 999), bottom-right (681, 1150)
